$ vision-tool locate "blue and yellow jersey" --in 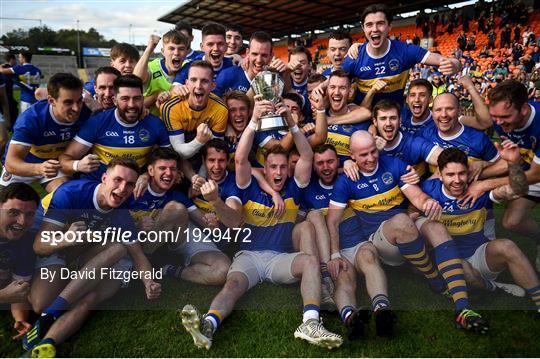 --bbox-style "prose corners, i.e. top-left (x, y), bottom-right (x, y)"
top-left (421, 123), bottom-right (499, 173)
top-left (40, 179), bottom-right (137, 244)
top-left (0, 232), bottom-right (35, 282)
top-left (214, 66), bottom-right (251, 98)
top-left (239, 176), bottom-right (303, 252)
top-left (160, 94), bottom-right (228, 138)
top-left (11, 63), bottom-right (41, 104)
top-left (400, 106), bottom-right (435, 136)
top-left (5, 100), bottom-right (91, 164)
top-left (129, 184), bottom-right (197, 222)
top-left (341, 40), bottom-right (428, 106)
top-left (422, 178), bottom-right (491, 258)
top-left (74, 108), bottom-right (170, 181)
top-left (381, 131), bottom-right (438, 176)
top-left (192, 171), bottom-right (241, 215)
top-left (326, 120), bottom-right (370, 166)
top-left (225, 134), bottom-right (241, 171)
top-left (493, 102), bottom-right (540, 169)
top-left (301, 177), bottom-right (364, 250)
top-left (174, 57), bottom-right (234, 84)
top-left (330, 156), bottom-right (409, 241)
